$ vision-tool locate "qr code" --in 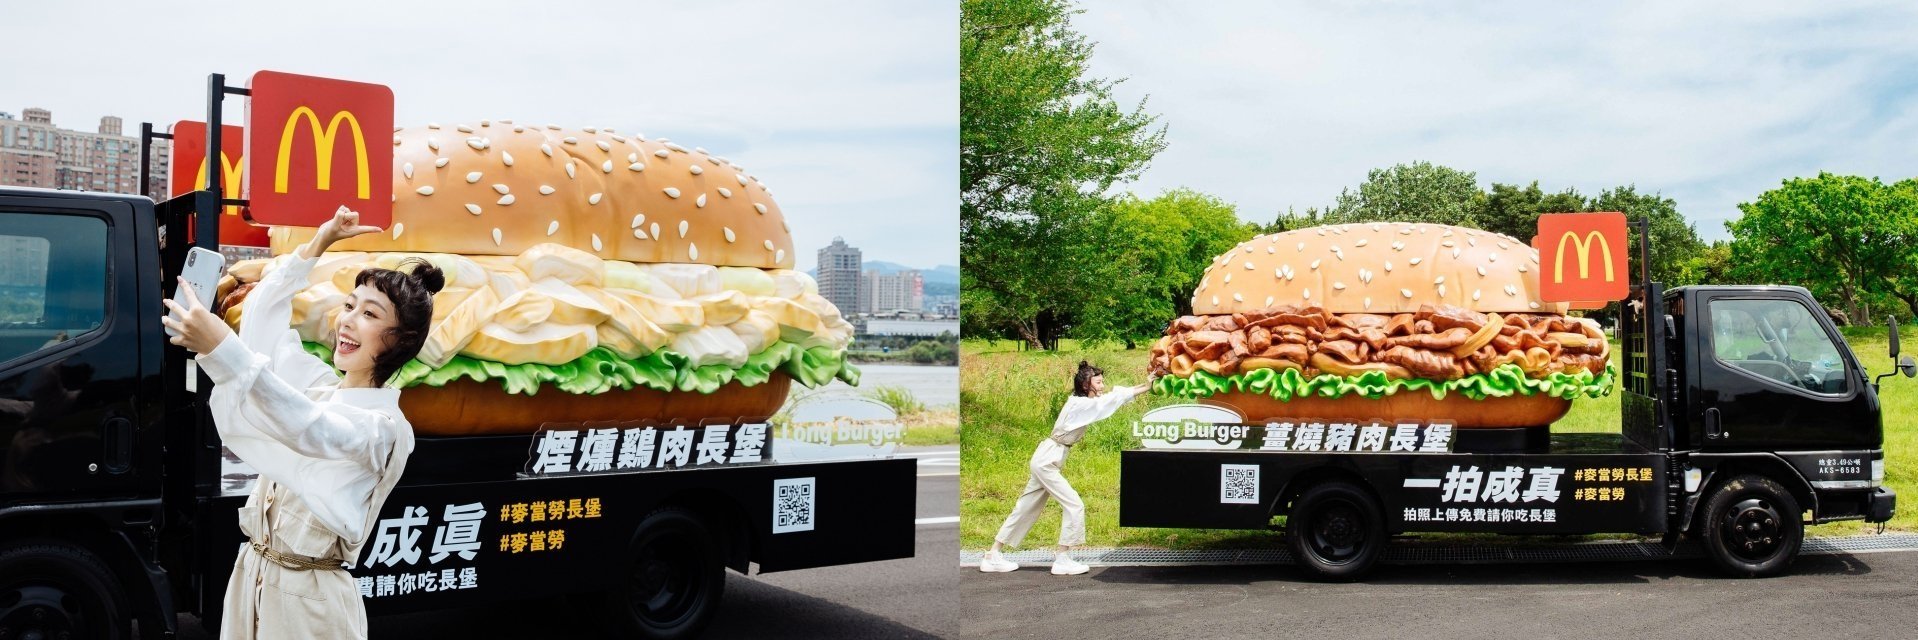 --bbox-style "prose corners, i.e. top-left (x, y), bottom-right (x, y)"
top-left (1221, 464), bottom-right (1260, 504)
top-left (772, 477), bottom-right (816, 534)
